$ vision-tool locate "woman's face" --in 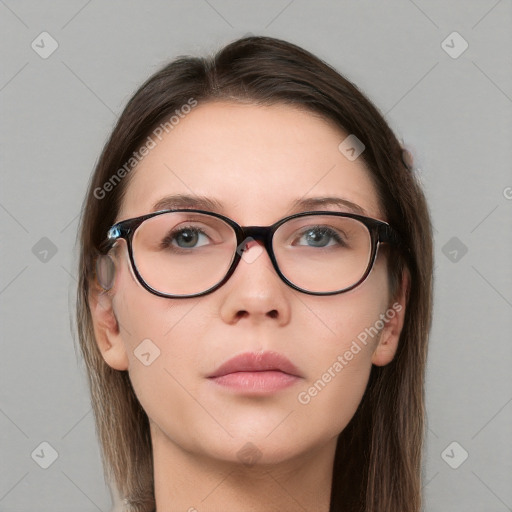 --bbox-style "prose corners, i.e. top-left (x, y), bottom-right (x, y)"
top-left (92, 101), bottom-right (405, 467)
